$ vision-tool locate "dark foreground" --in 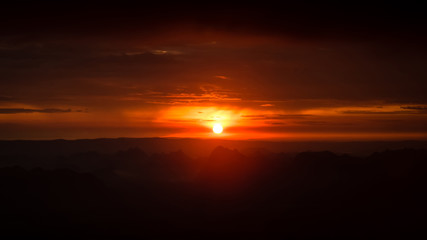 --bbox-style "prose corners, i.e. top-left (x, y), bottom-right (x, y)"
top-left (1, 142), bottom-right (426, 238)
